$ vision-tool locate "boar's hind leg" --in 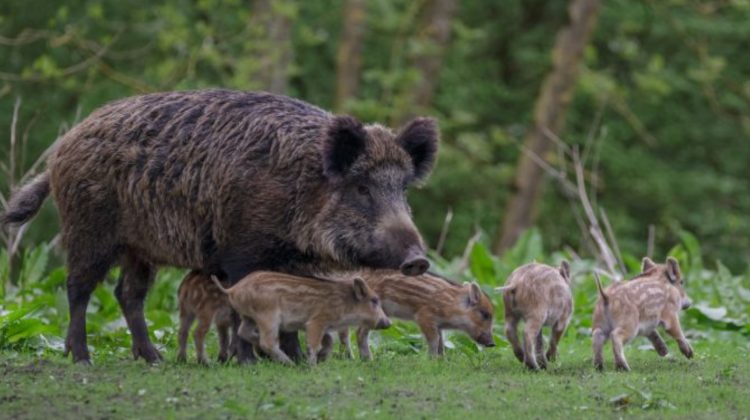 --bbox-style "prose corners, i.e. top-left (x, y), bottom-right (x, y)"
top-left (356, 327), bottom-right (373, 361)
top-left (64, 246), bottom-right (118, 364)
top-left (114, 250), bottom-right (162, 363)
top-left (646, 331), bottom-right (669, 357)
top-left (610, 328), bottom-right (631, 371)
